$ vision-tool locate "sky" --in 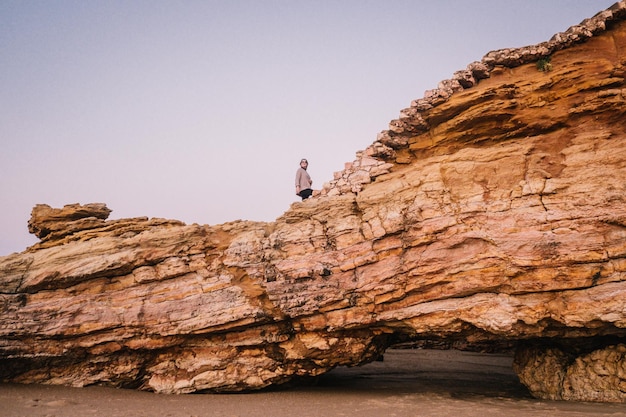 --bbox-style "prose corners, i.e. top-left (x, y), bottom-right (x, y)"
top-left (0, 0), bottom-right (617, 256)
